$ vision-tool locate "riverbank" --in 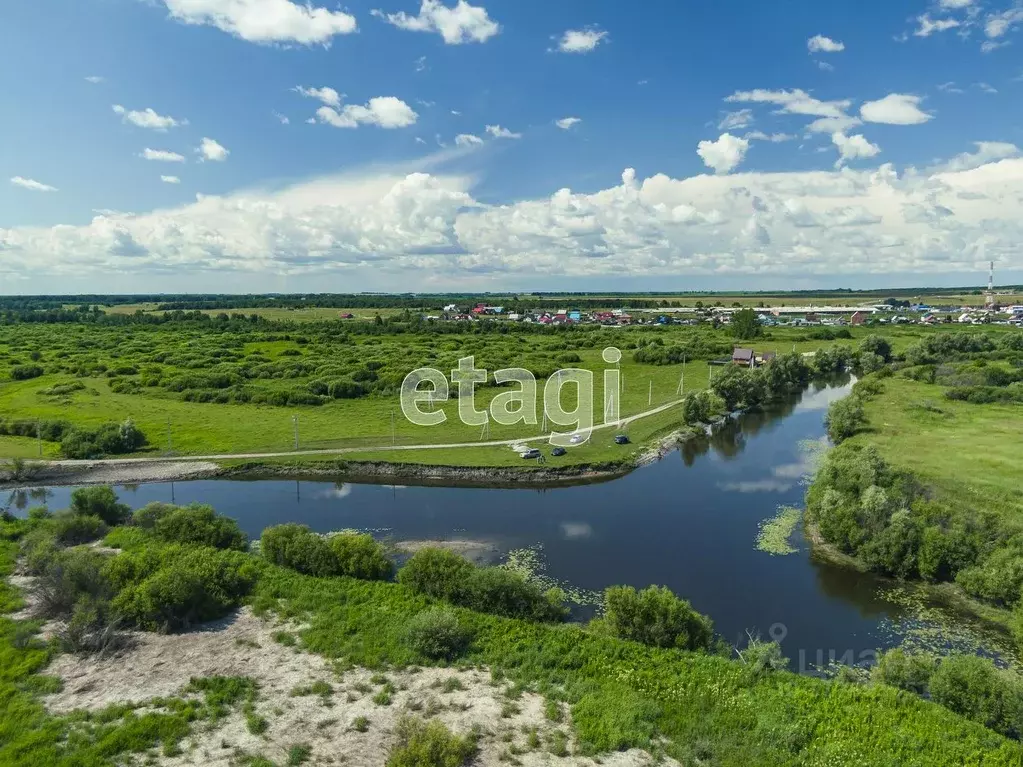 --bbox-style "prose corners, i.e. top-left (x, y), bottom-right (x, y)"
top-left (2, 421), bottom-right (702, 490)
